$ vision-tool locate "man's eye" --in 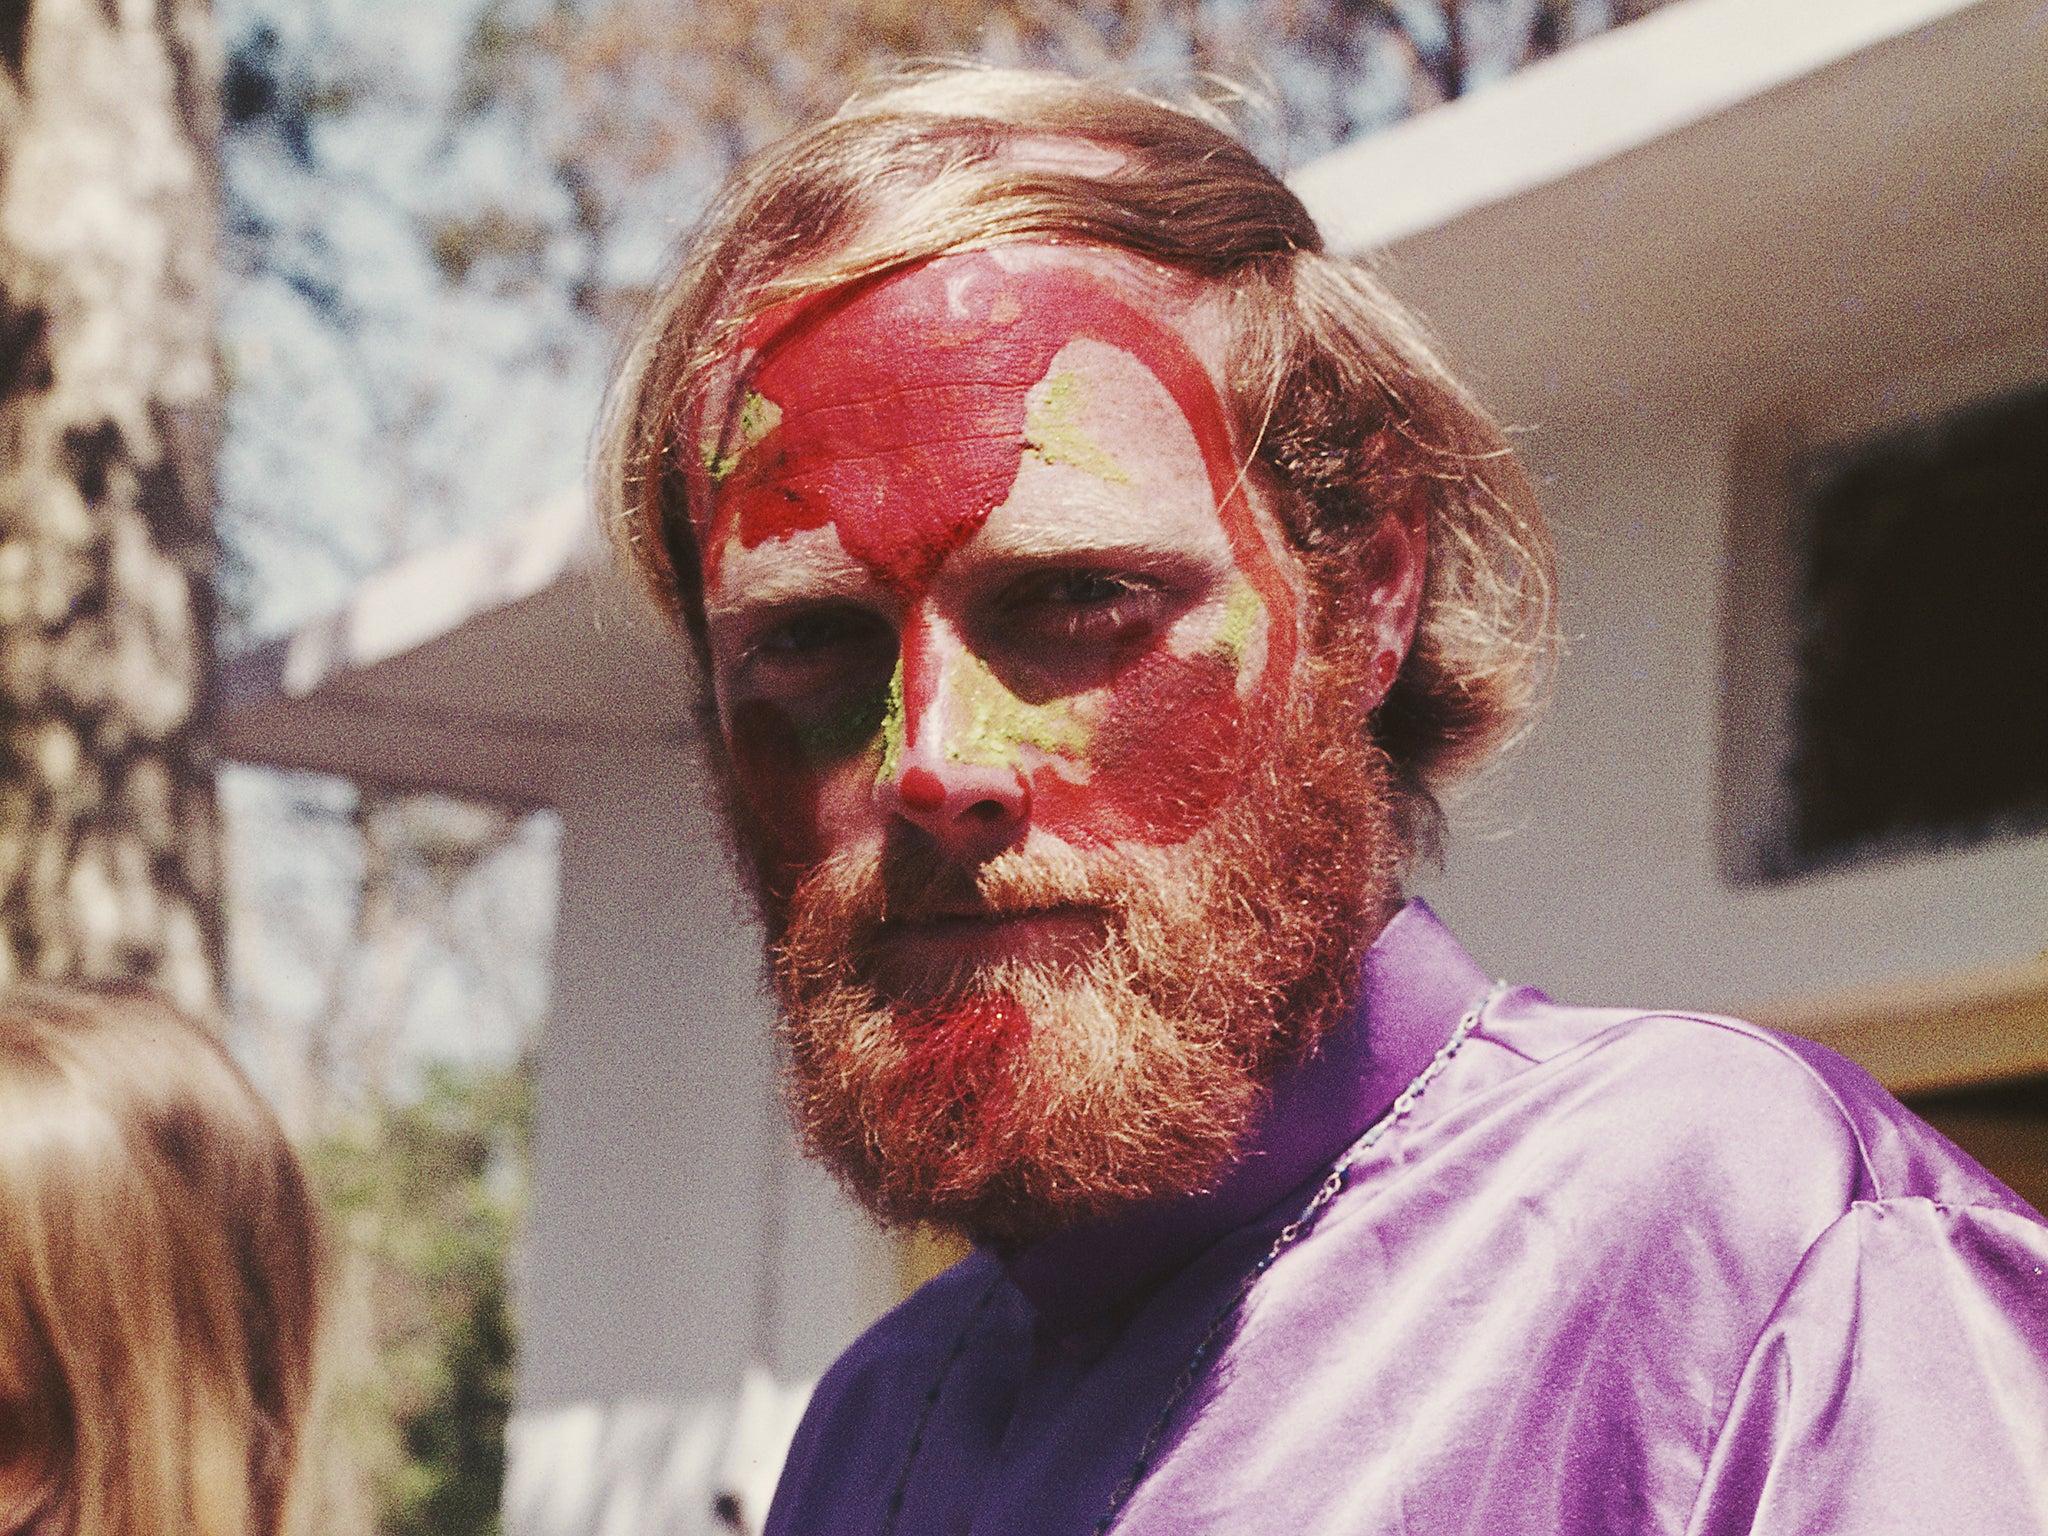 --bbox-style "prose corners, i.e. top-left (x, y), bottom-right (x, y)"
top-left (753, 607), bottom-right (890, 659)
top-left (999, 571), bottom-right (1167, 646)
top-left (733, 607), bottom-right (896, 705)
top-left (1046, 572), bottom-right (1140, 605)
